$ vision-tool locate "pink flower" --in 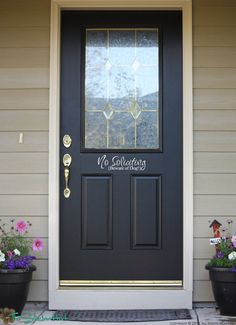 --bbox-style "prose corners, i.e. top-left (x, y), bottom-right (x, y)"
top-left (7, 251), bottom-right (13, 258)
top-left (16, 220), bottom-right (27, 234)
top-left (33, 239), bottom-right (44, 252)
top-left (232, 236), bottom-right (236, 248)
